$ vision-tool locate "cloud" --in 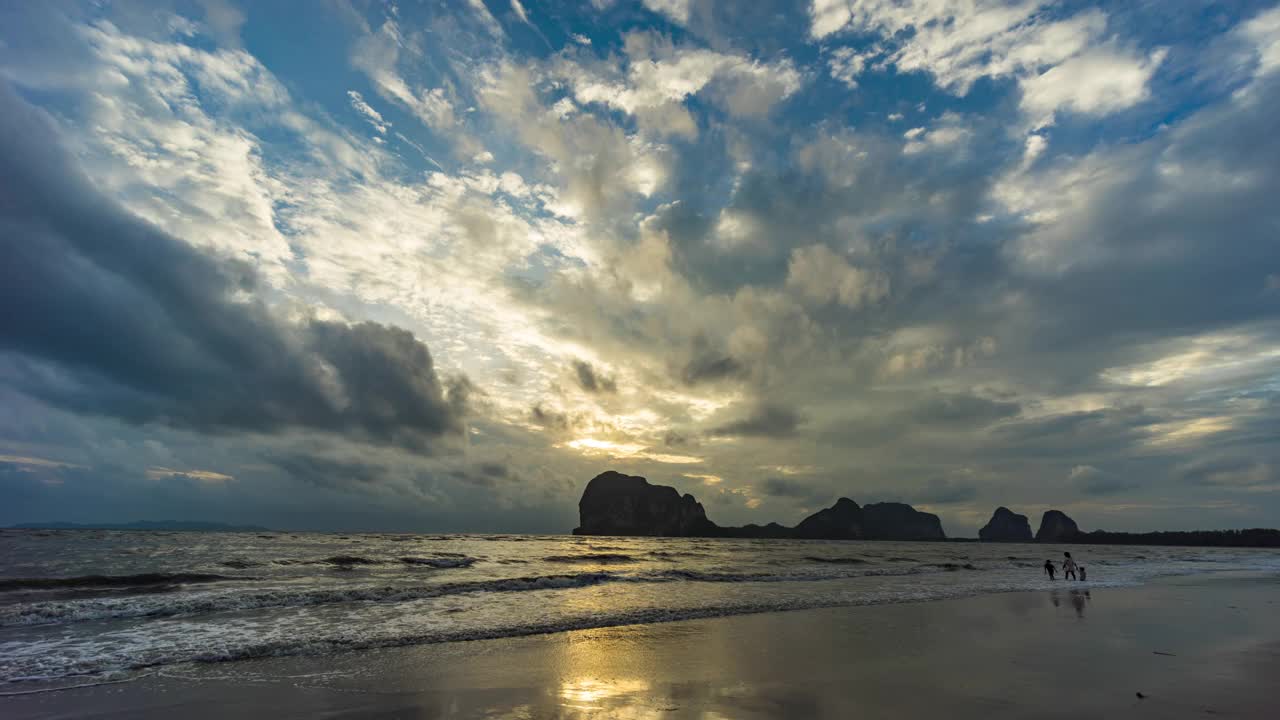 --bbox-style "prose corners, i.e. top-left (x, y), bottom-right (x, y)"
top-left (572, 360), bottom-right (618, 393)
top-left (559, 33), bottom-right (803, 136)
top-left (1180, 457), bottom-right (1276, 489)
top-left (809, 2), bottom-right (1133, 107)
top-left (146, 467), bottom-right (234, 483)
top-left (786, 244), bottom-right (889, 310)
top-left (679, 340), bottom-right (745, 385)
top-left (1240, 5), bottom-right (1280, 78)
top-left (467, 0), bottom-right (506, 38)
top-left (350, 19), bottom-right (457, 132)
top-left (643, 0), bottom-right (691, 26)
top-left (0, 455), bottom-right (86, 471)
top-left (827, 47), bottom-right (868, 88)
top-left (197, 0), bottom-right (246, 47)
top-left (510, 0), bottom-right (531, 25)
top-left (0, 83), bottom-right (471, 448)
top-left (348, 90), bottom-right (389, 134)
top-left (911, 477), bottom-right (978, 505)
top-left (710, 403), bottom-right (801, 438)
top-left (1068, 464), bottom-right (1135, 496)
top-left (1019, 48), bottom-right (1166, 126)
